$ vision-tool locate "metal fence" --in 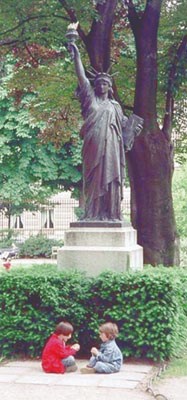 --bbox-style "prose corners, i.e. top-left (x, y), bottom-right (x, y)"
top-left (0, 189), bottom-right (130, 242)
